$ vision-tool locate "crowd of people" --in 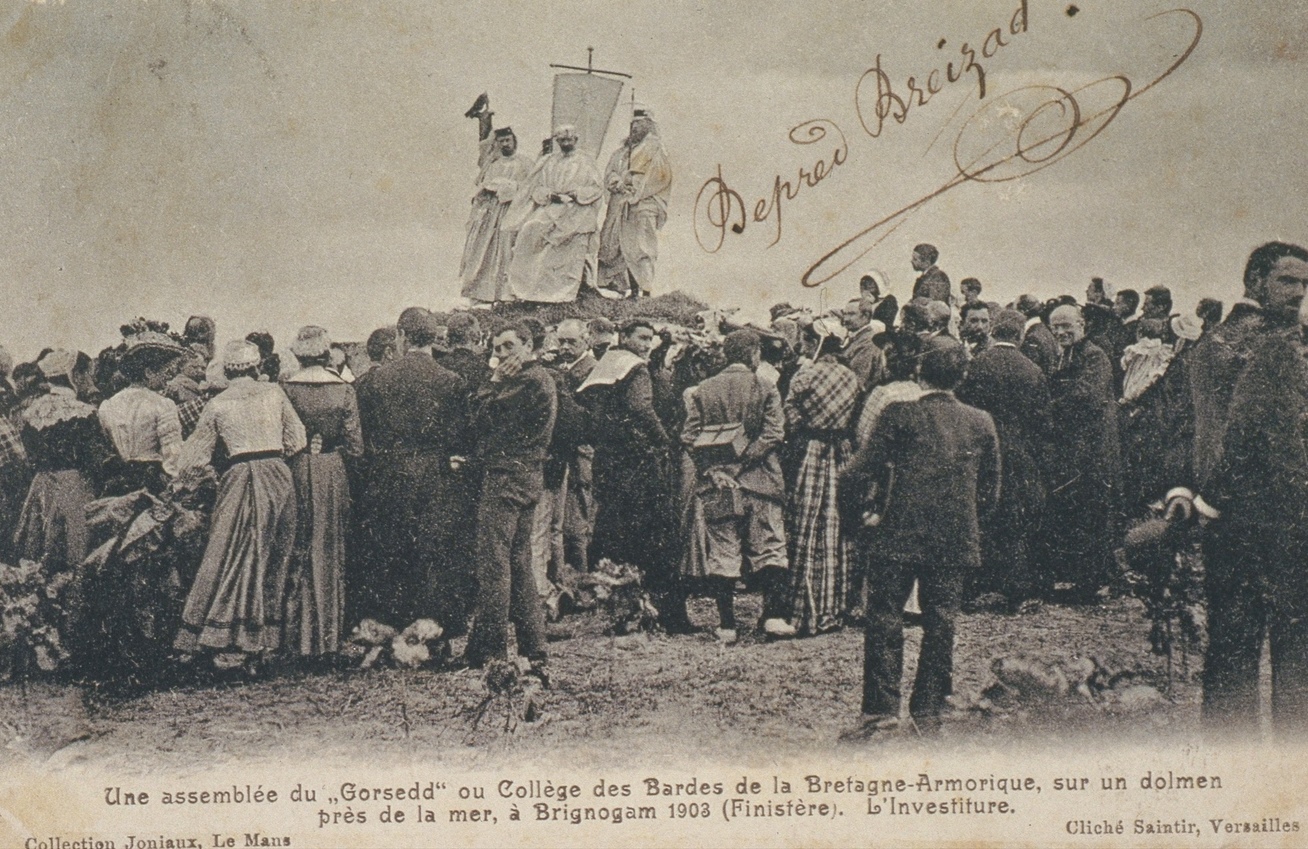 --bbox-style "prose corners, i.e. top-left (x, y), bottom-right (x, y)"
top-left (4, 237), bottom-right (1307, 739)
